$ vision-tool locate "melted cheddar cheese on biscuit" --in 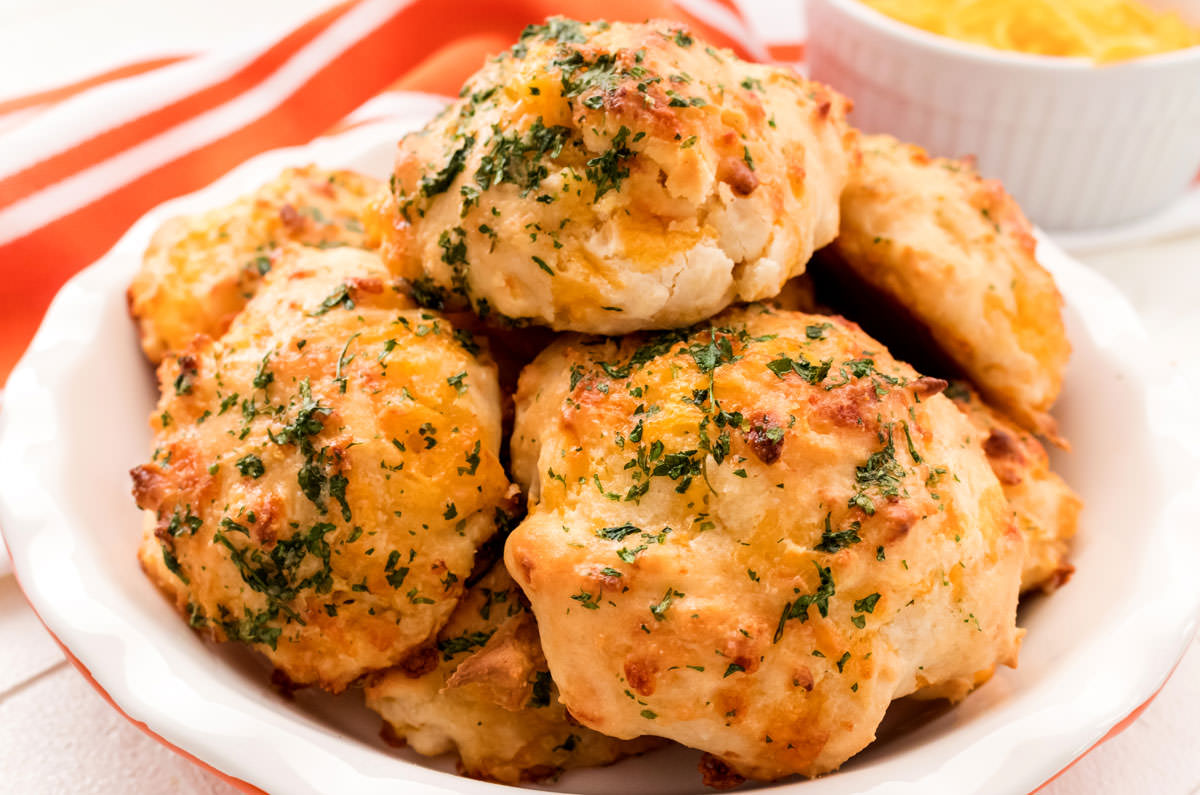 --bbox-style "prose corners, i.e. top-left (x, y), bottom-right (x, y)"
top-left (505, 306), bottom-right (1024, 781)
top-left (133, 246), bottom-right (514, 692)
top-left (372, 18), bottom-right (854, 333)
top-left (129, 166), bottom-right (379, 364)
top-left (834, 134), bottom-right (1069, 439)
